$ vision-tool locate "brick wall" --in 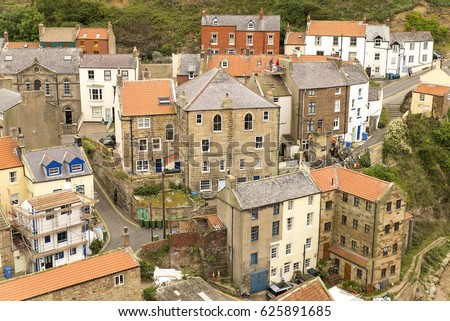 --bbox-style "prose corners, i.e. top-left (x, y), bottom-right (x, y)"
top-left (141, 239), bottom-right (169, 253)
top-left (29, 267), bottom-right (141, 301)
